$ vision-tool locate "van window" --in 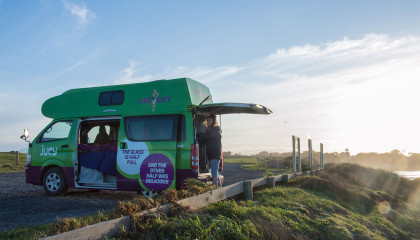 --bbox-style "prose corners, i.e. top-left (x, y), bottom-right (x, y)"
top-left (79, 120), bottom-right (120, 144)
top-left (99, 90), bottom-right (124, 106)
top-left (125, 115), bottom-right (182, 141)
top-left (40, 121), bottom-right (73, 142)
